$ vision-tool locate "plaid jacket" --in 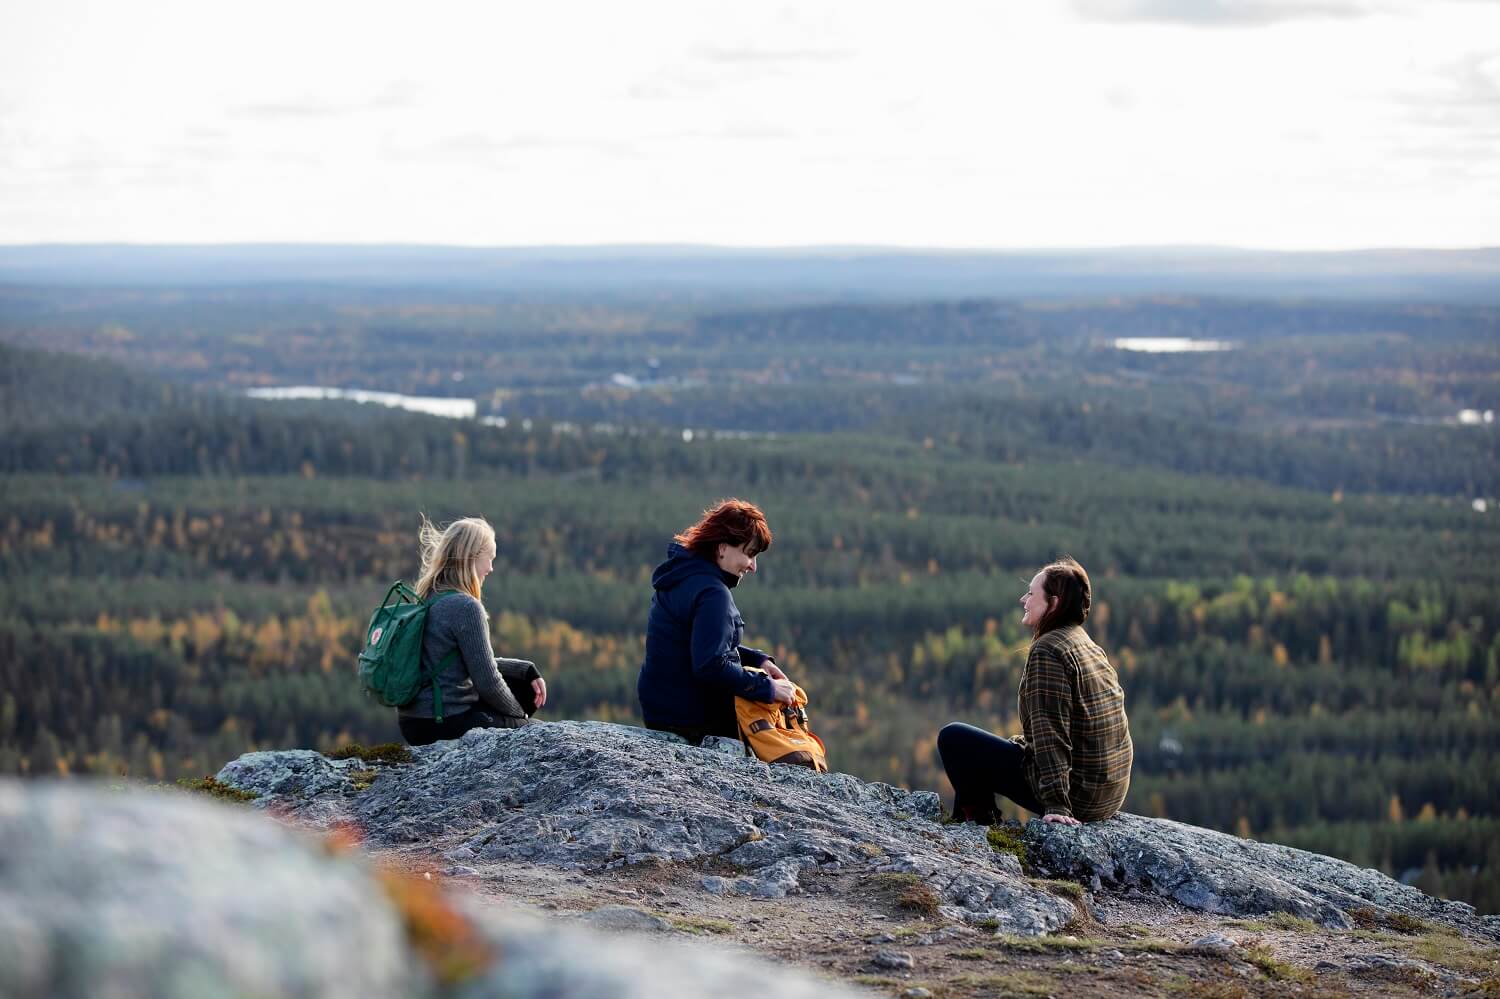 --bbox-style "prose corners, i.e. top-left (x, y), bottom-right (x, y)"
top-left (1018, 625), bottom-right (1133, 820)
